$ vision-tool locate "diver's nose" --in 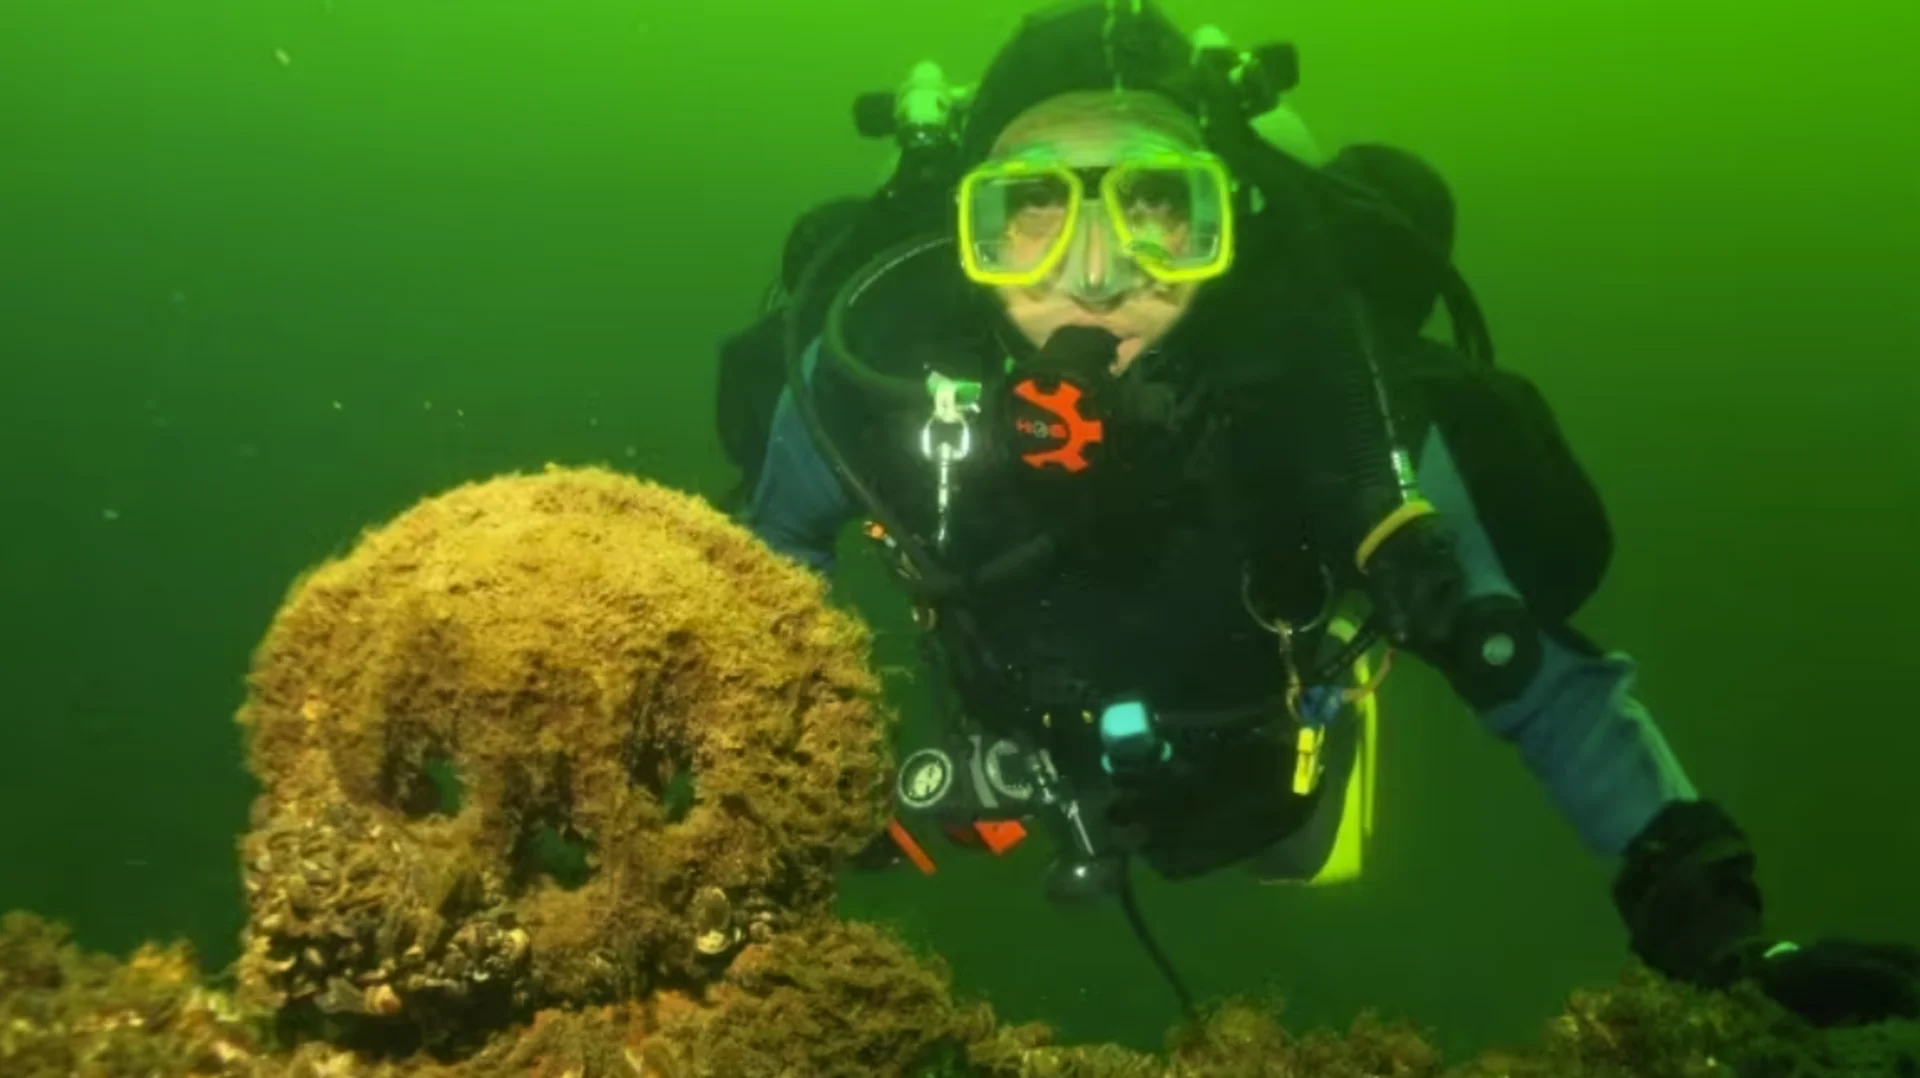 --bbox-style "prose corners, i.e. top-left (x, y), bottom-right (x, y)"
top-left (1081, 222), bottom-right (1110, 288)
top-left (1067, 218), bottom-right (1126, 308)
